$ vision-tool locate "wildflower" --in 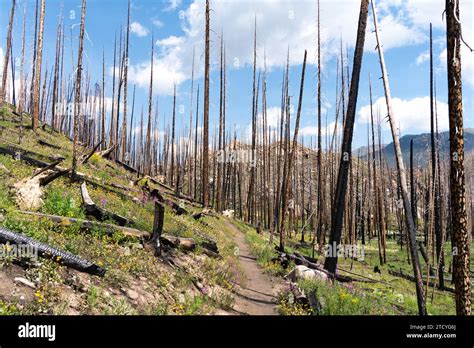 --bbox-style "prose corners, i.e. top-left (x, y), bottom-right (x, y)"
top-left (34, 290), bottom-right (44, 303)
top-left (339, 292), bottom-right (350, 300)
top-left (351, 298), bottom-right (359, 304)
